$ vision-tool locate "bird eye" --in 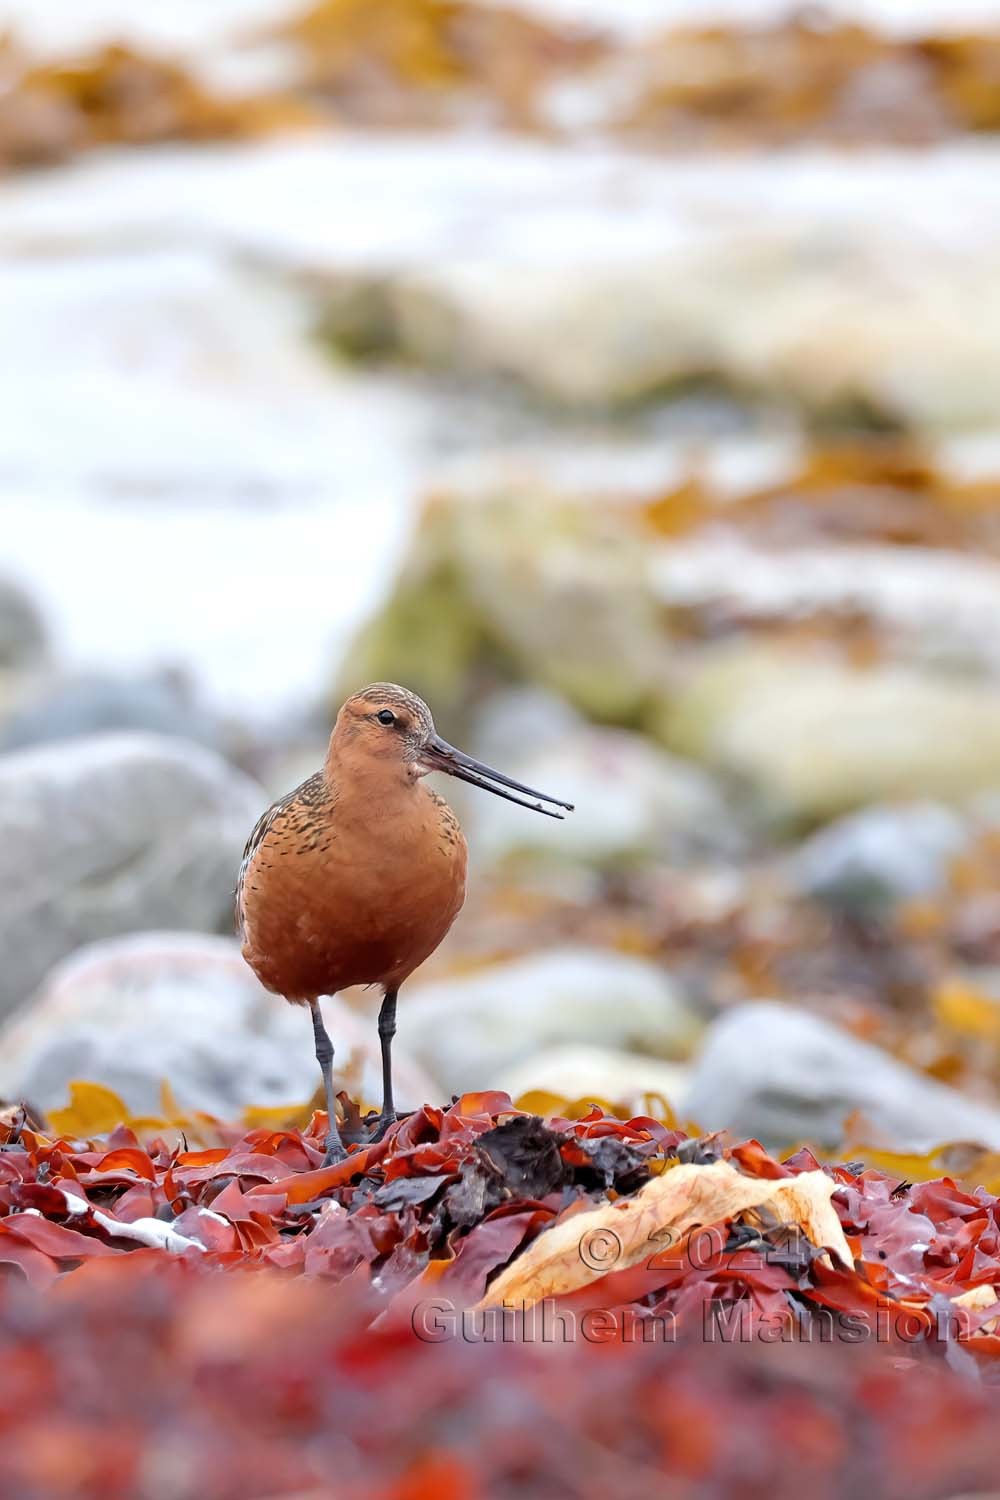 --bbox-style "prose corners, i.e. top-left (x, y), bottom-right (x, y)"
top-left (377, 708), bottom-right (396, 726)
